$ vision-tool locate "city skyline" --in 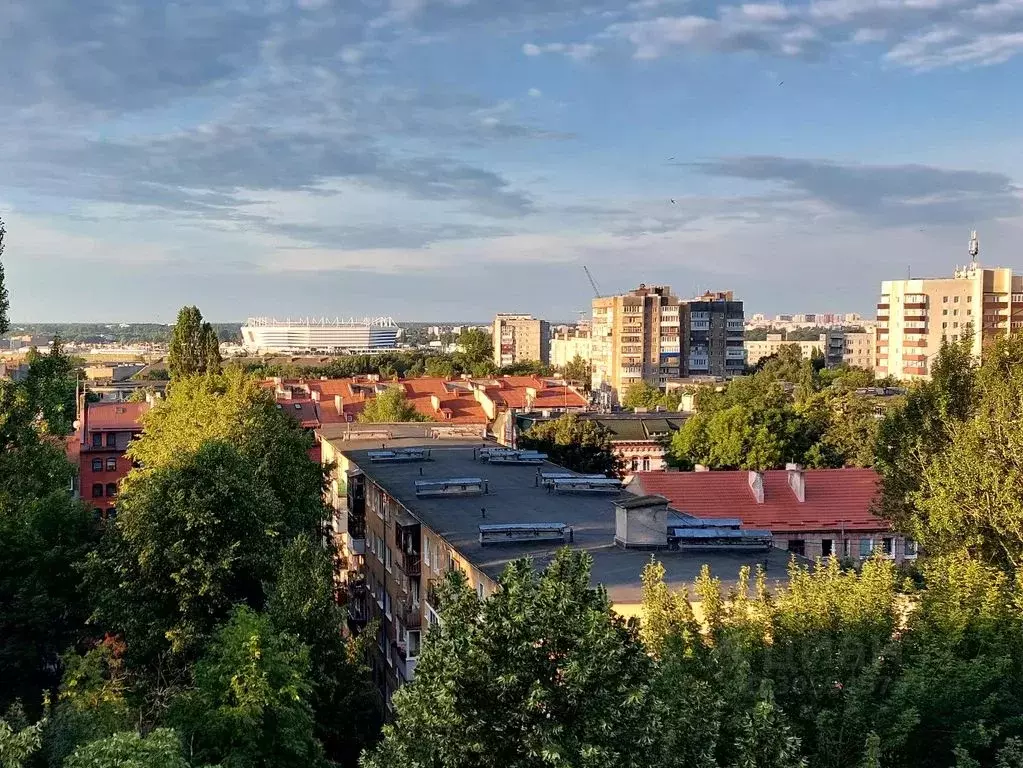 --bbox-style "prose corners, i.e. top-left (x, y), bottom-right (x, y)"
top-left (2, 0), bottom-right (1023, 322)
